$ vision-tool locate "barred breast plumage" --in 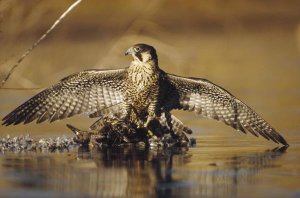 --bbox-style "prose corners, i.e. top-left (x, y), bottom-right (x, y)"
top-left (2, 43), bottom-right (289, 146)
top-left (125, 60), bottom-right (159, 113)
